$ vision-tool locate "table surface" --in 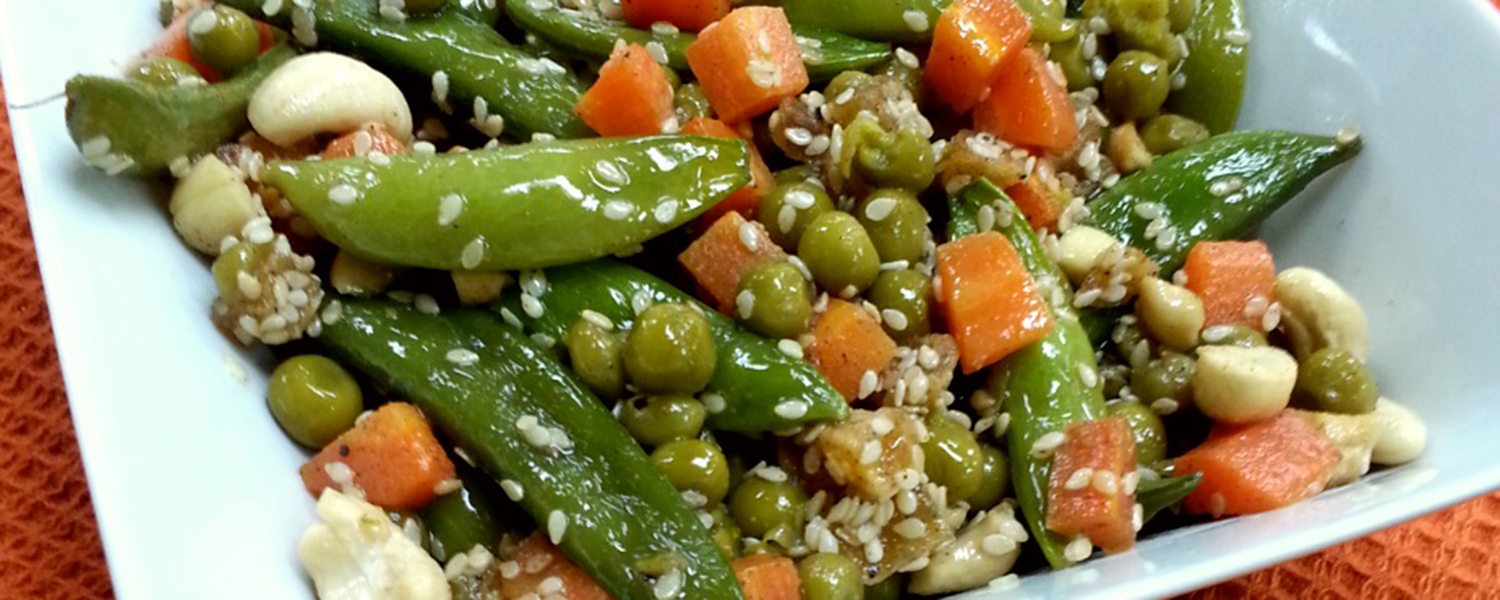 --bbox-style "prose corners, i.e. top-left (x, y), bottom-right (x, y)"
top-left (1, 87), bottom-right (1497, 600)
